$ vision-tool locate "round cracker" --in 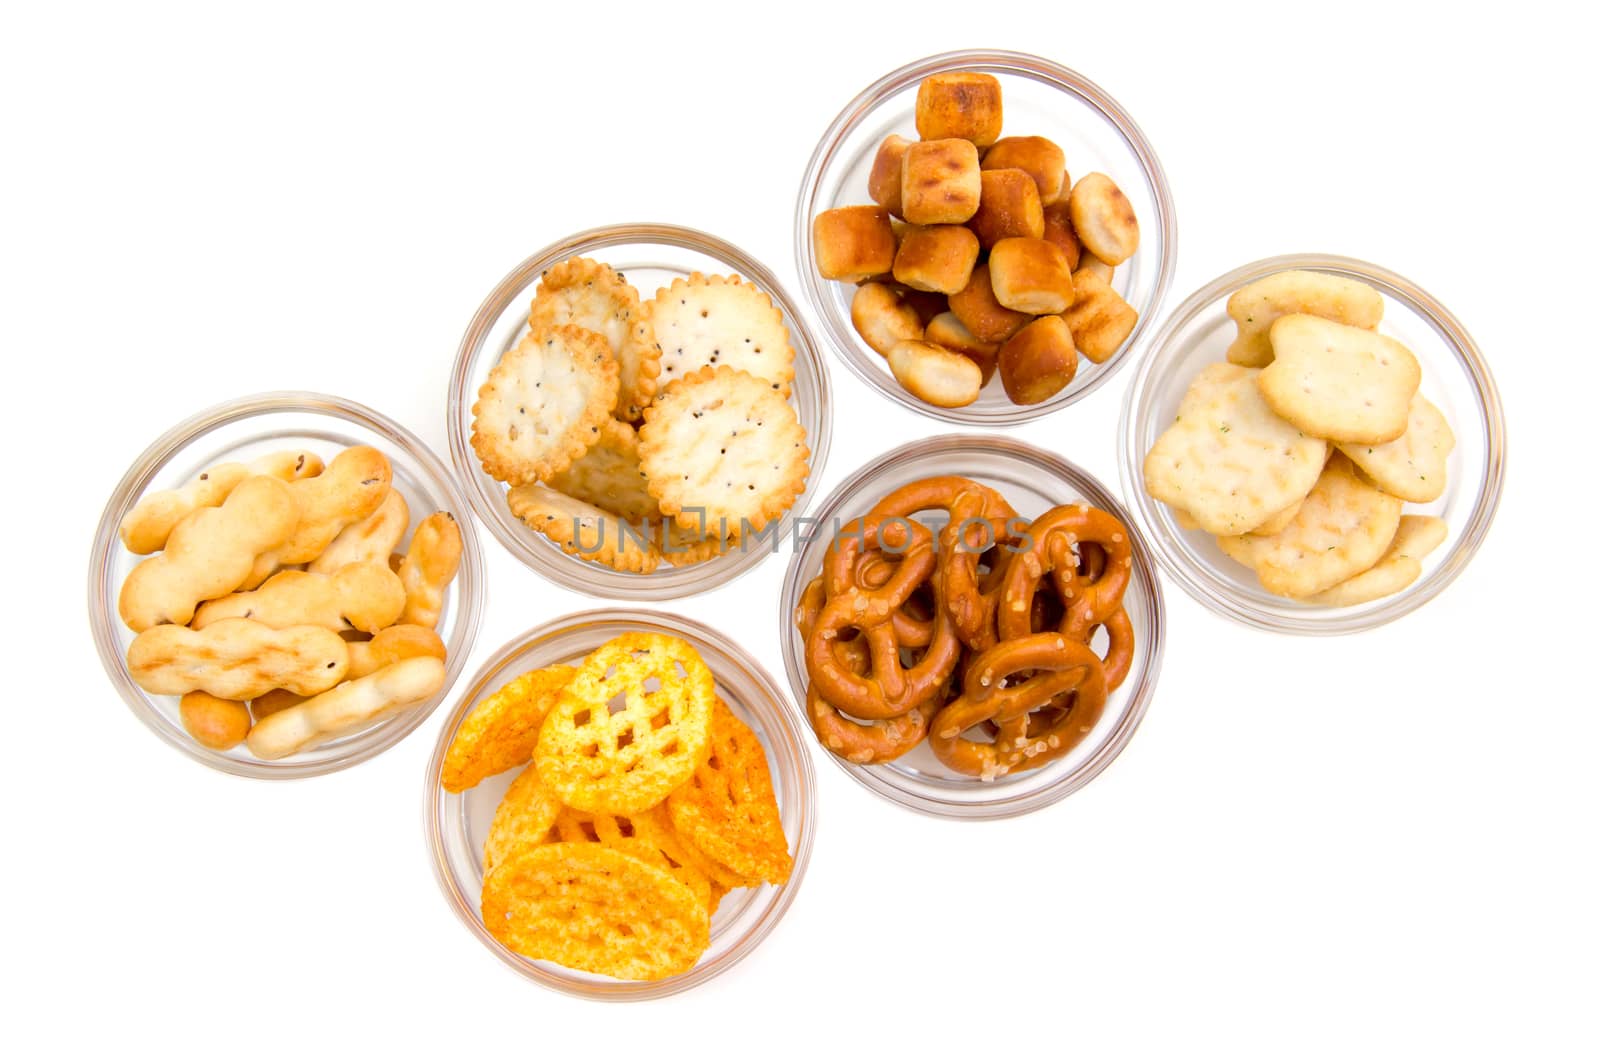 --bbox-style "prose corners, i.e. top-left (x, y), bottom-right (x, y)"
top-left (507, 484), bottom-right (662, 574)
top-left (471, 325), bottom-right (619, 486)
top-left (542, 417), bottom-right (660, 523)
top-left (482, 841), bottom-right (709, 981)
top-left (638, 365), bottom-right (809, 538)
top-left (643, 273), bottom-right (795, 394)
top-left (530, 257), bottom-right (661, 421)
